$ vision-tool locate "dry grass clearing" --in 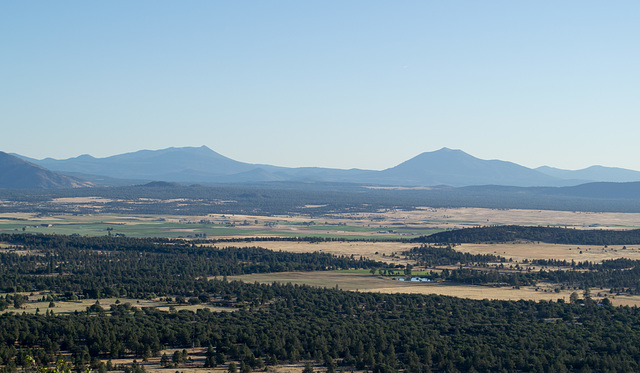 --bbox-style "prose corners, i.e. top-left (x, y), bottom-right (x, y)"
top-left (166, 208), bottom-right (640, 231)
top-left (51, 197), bottom-right (115, 204)
top-left (457, 243), bottom-right (640, 263)
top-left (338, 207), bottom-right (640, 230)
top-left (0, 212), bottom-right (36, 219)
top-left (104, 347), bottom-right (332, 373)
top-left (0, 243), bottom-right (38, 255)
top-left (1, 296), bottom-right (235, 315)
top-left (230, 271), bottom-right (640, 306)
